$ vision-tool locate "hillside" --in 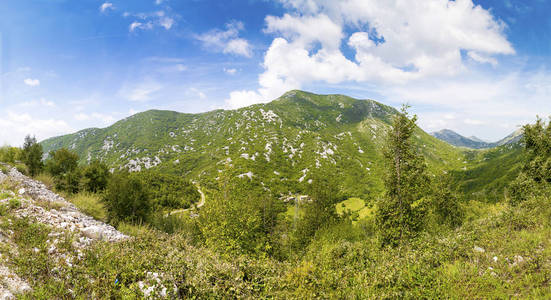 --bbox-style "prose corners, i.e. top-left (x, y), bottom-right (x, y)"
top-left (42, 90), bottom-right (468, 200)
top-left (432, 128), bottom-right (523, 149)
top-left (431, 129), bottom-right (491, 149)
